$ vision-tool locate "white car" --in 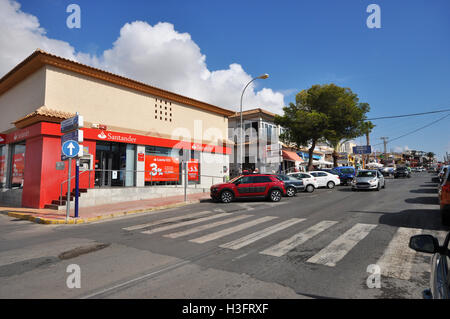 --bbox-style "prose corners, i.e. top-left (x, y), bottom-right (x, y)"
top-left (287, 172), bottom-right (319, 193)
top-left (308, 171), bottom-right (341, 189)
